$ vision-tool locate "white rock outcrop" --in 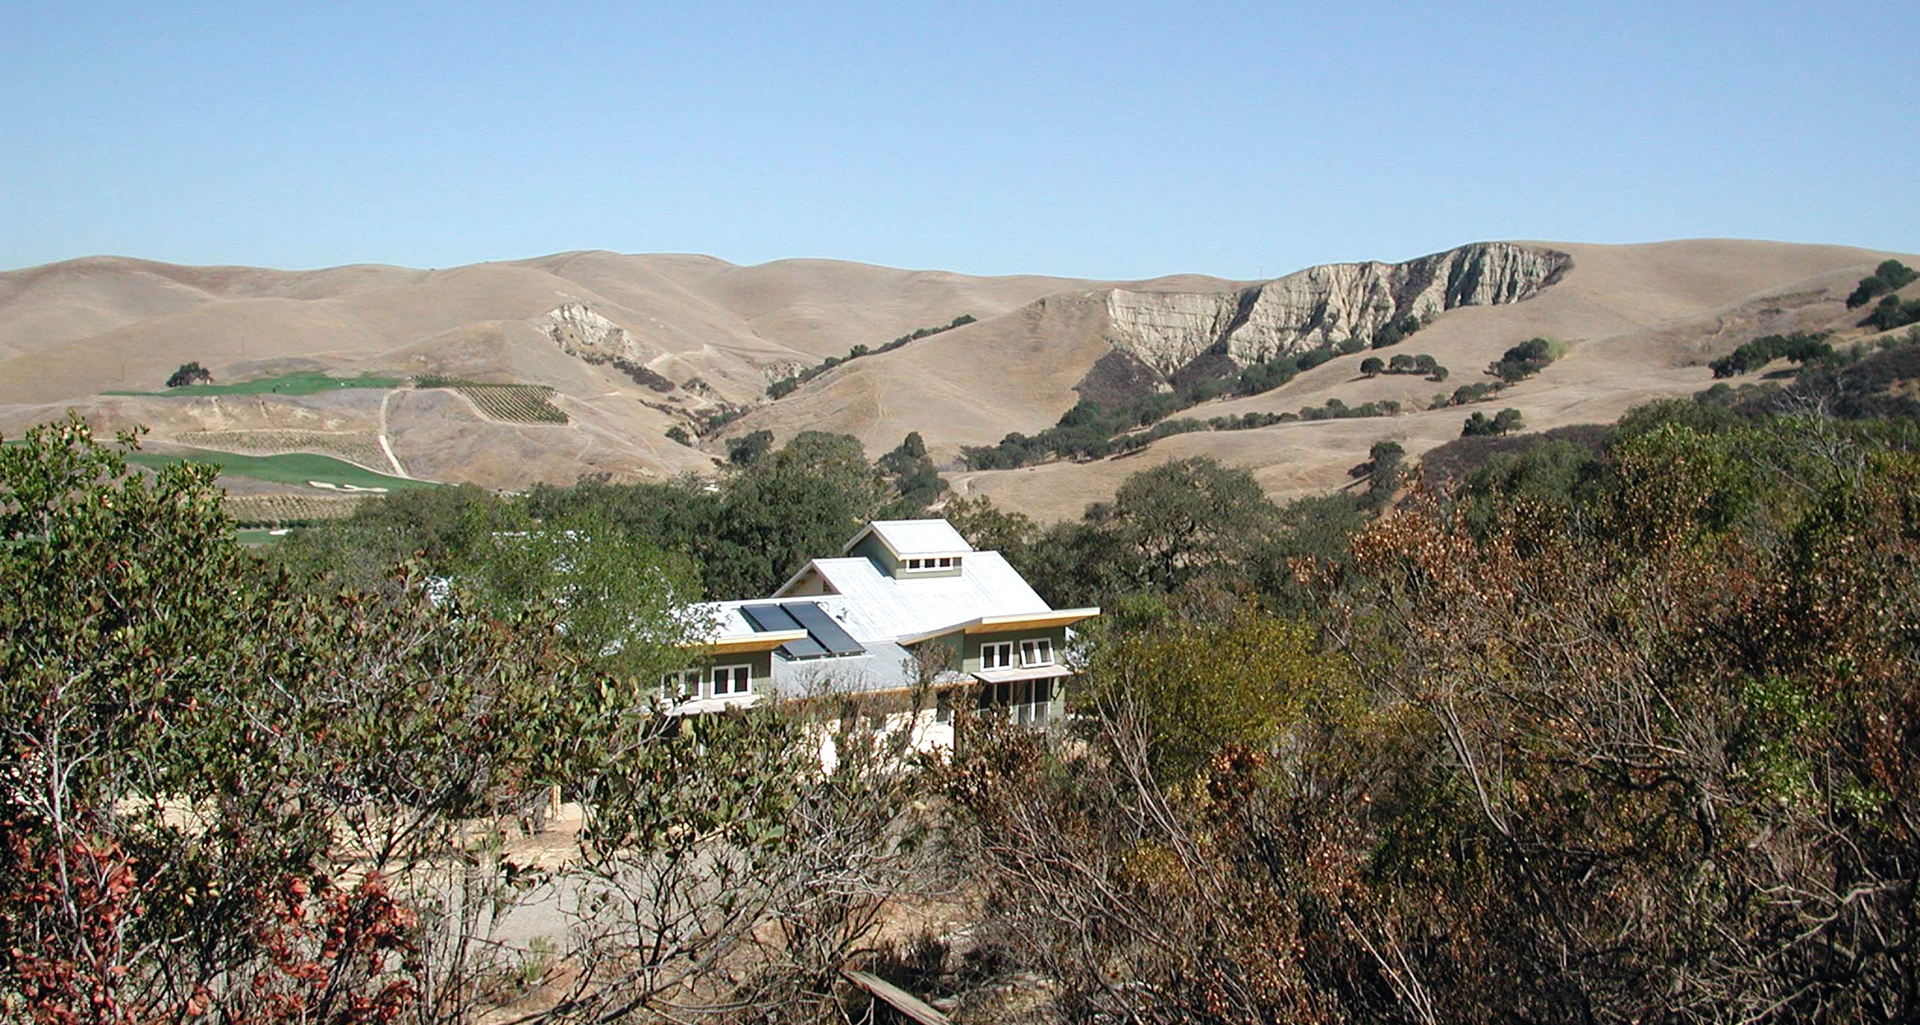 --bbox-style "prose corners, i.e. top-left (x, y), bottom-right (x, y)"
top-left (1103, 242), bottom-right (1571, 374)
top-left (543, 302), bottom-right (678, 392)
top-left (544, 301), bottom-right (649, 364)
top-left (1103, 290), bottom-right (1241, 375)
